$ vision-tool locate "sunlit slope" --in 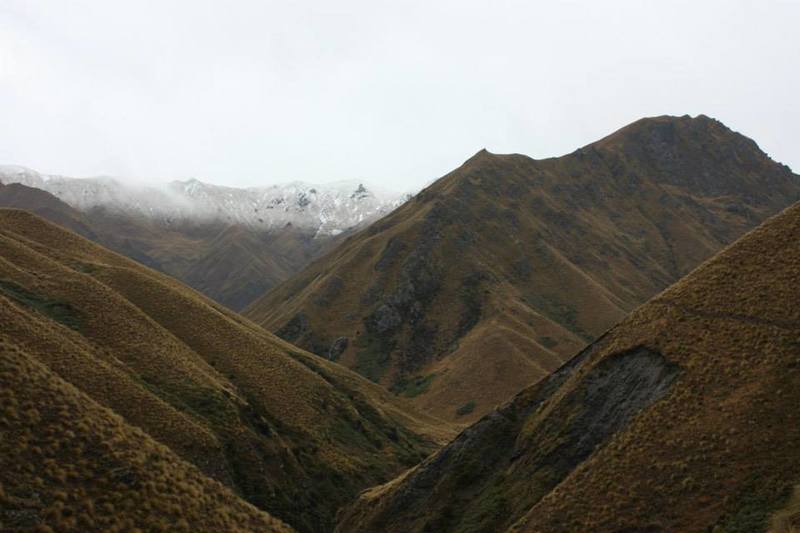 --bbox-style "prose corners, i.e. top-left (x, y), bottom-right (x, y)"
top-left (0, 209), bottom-right (453, 532)
top-left (247, 114), bottom-right (800, 421)
top-left (338, 201), bottom-right (800, 532)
